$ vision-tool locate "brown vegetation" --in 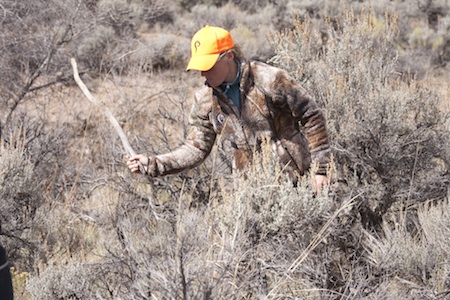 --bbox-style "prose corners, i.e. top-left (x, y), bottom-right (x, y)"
top-left (0, 0), bottom-right (449, 299)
